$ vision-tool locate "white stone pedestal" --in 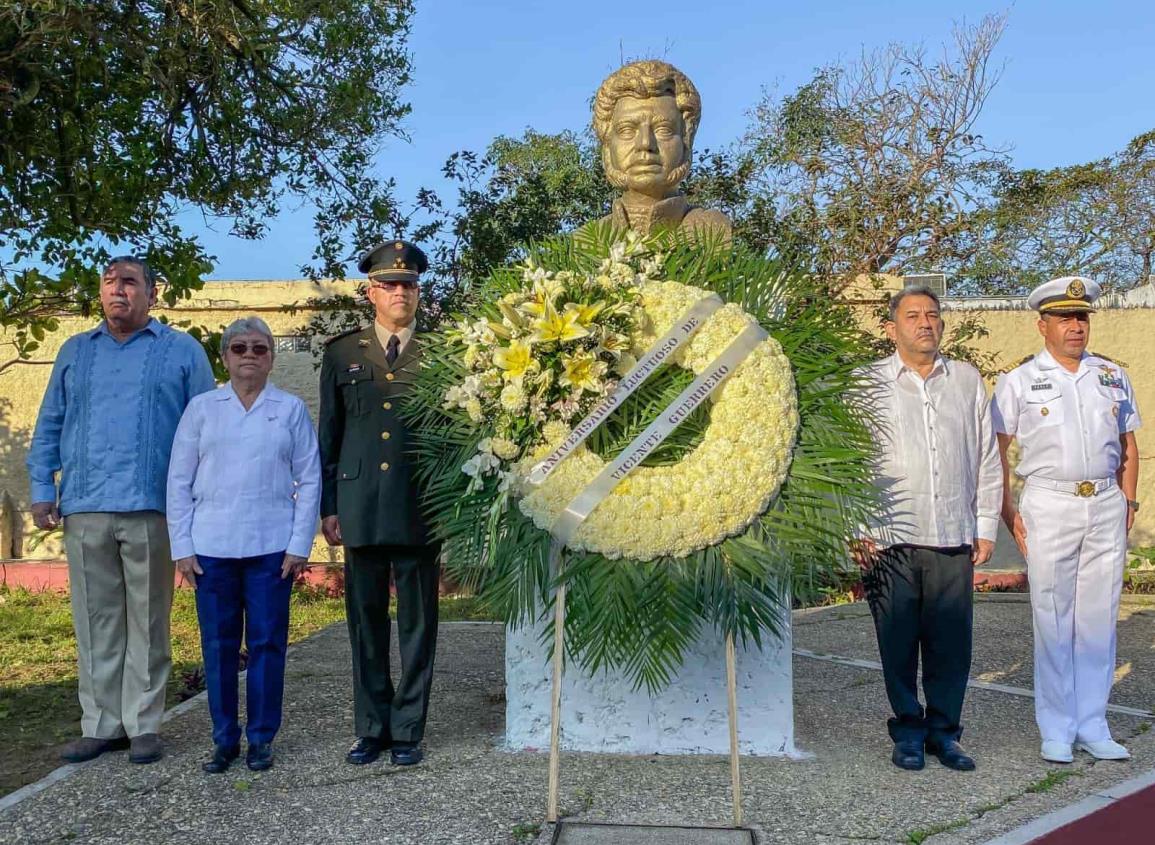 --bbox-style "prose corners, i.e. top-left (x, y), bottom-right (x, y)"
top-left (505, 615), bottom-right (795, 756)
